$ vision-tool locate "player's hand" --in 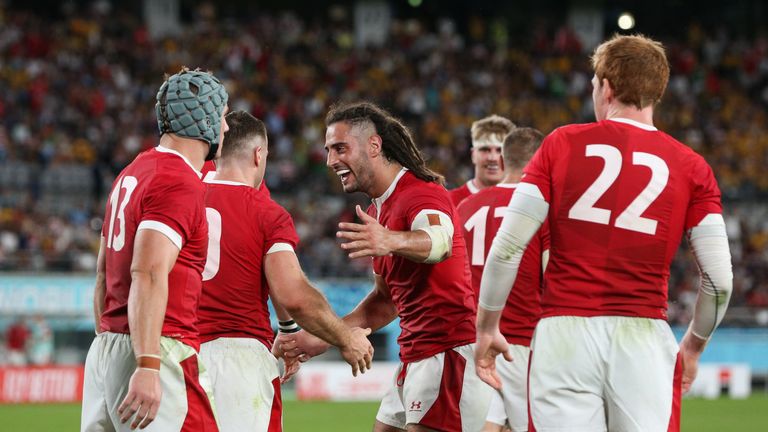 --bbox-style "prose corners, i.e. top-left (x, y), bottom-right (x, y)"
top-left (475, 329), bottom-right (512, 390)
top-left (118, 367), bottom-right (162, 429)
top-left (679, 335), bottom-right (705, 394)
top-left (680, 349), bottom-right (699, 394)
top-left (272, 331), bottom-right (298, 358)
top-left (679, 331), bottom-right (707, 394)
top-left (339, 327), bottom-right (374, 377)
top-left (279, 330), bottom-right (329, 362)
top-left (337, 205), bottom-right (392, 259)
top-left (280, 352), bottom-right (302, 384)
